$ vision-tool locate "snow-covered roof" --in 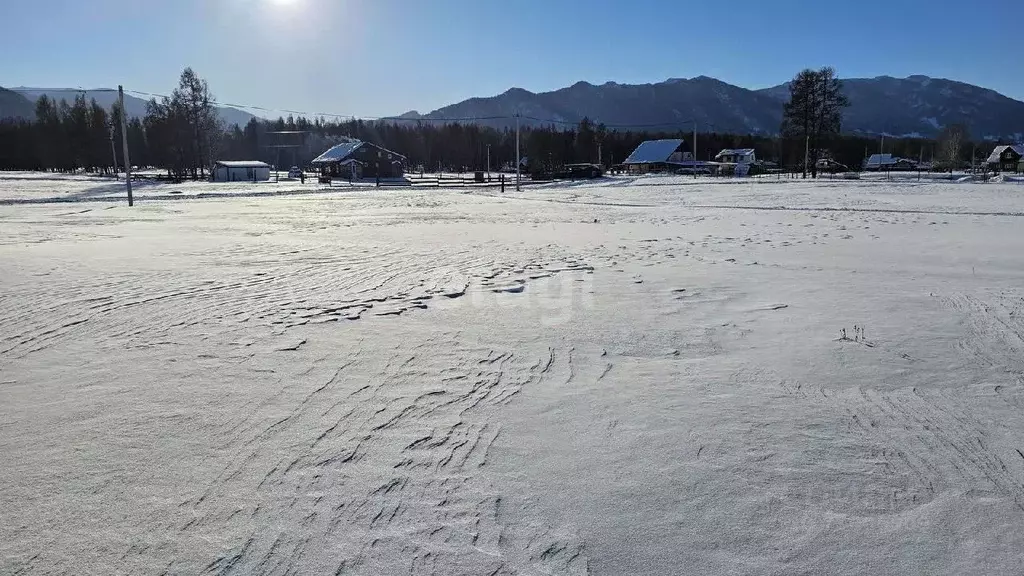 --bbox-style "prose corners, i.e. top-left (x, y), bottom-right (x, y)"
top-left (865, 154), bottom-right (898, 167)
top-left (215, 161), bottom-right (270, 168)
top-left (311, 141), bottom-right (365, 165)
top-left (311, 140), bottom-right (408, 165)
top-left (986, 145), bottom-right (1024, 164)
top-left (623, 139), bottom-right (686, 164)
top-left (715, 148), bottom-right (755, 159)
